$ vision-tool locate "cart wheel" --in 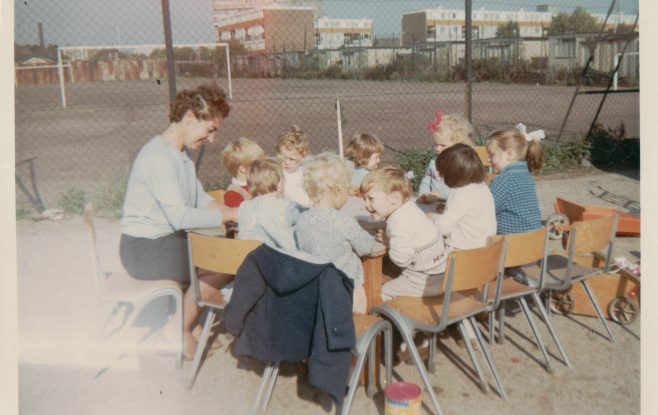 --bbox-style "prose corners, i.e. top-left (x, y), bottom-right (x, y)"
top-left (608, 297), bottom-right (639, 325)
top-left (549, 291), bottom-right (575, 315)
top-left (547, 213), bottom-right (569, 240)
